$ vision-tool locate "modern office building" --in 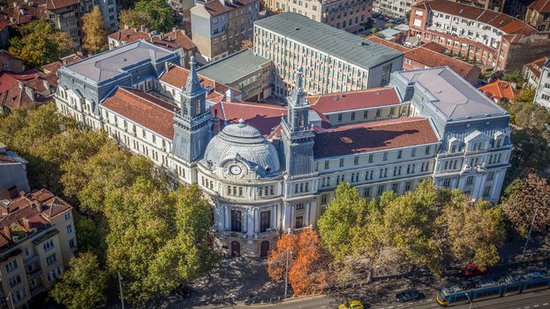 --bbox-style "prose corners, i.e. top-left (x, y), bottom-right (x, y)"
top-left (0, 189), bottom-right (76, 309)
top-left (191, 0), bottom-right (260, 63)
top-left (409, 0), bottom-right (550, 71)
top-left (55, 40), bottom-right (511, 258)
top-left (198, 49), bottom-right (273, 101)
top-left (263, 0), bottom-right (373, 33)
top-left (253, 12), bottom-right (403, 96)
